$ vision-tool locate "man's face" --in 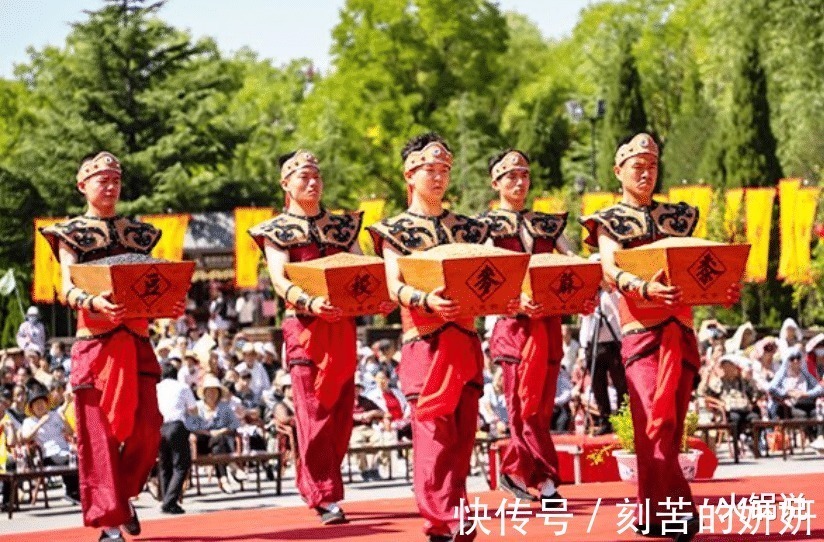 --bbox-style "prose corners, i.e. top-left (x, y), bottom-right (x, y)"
top-left (492, 169), bottom-right (530, 205)
top-left (14, 368), bottom-right (27, 385)
top-left (78, 171), bottom-right (121, 210)
top-left (281, 167), bottom-right (323, 205)
top-left (614, 154), bottom-right (658, 200)
top-left (375, 372), bottom-right (389, 391)
top-left (31, 397), bottom-right (48, 418)
top-left (407, 163), bottom-right (450, 204)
